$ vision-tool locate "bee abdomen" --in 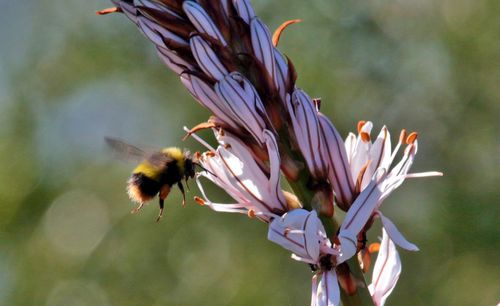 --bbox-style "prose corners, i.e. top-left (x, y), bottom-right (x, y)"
top-left (127, 173), bottom-right (161, 203)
